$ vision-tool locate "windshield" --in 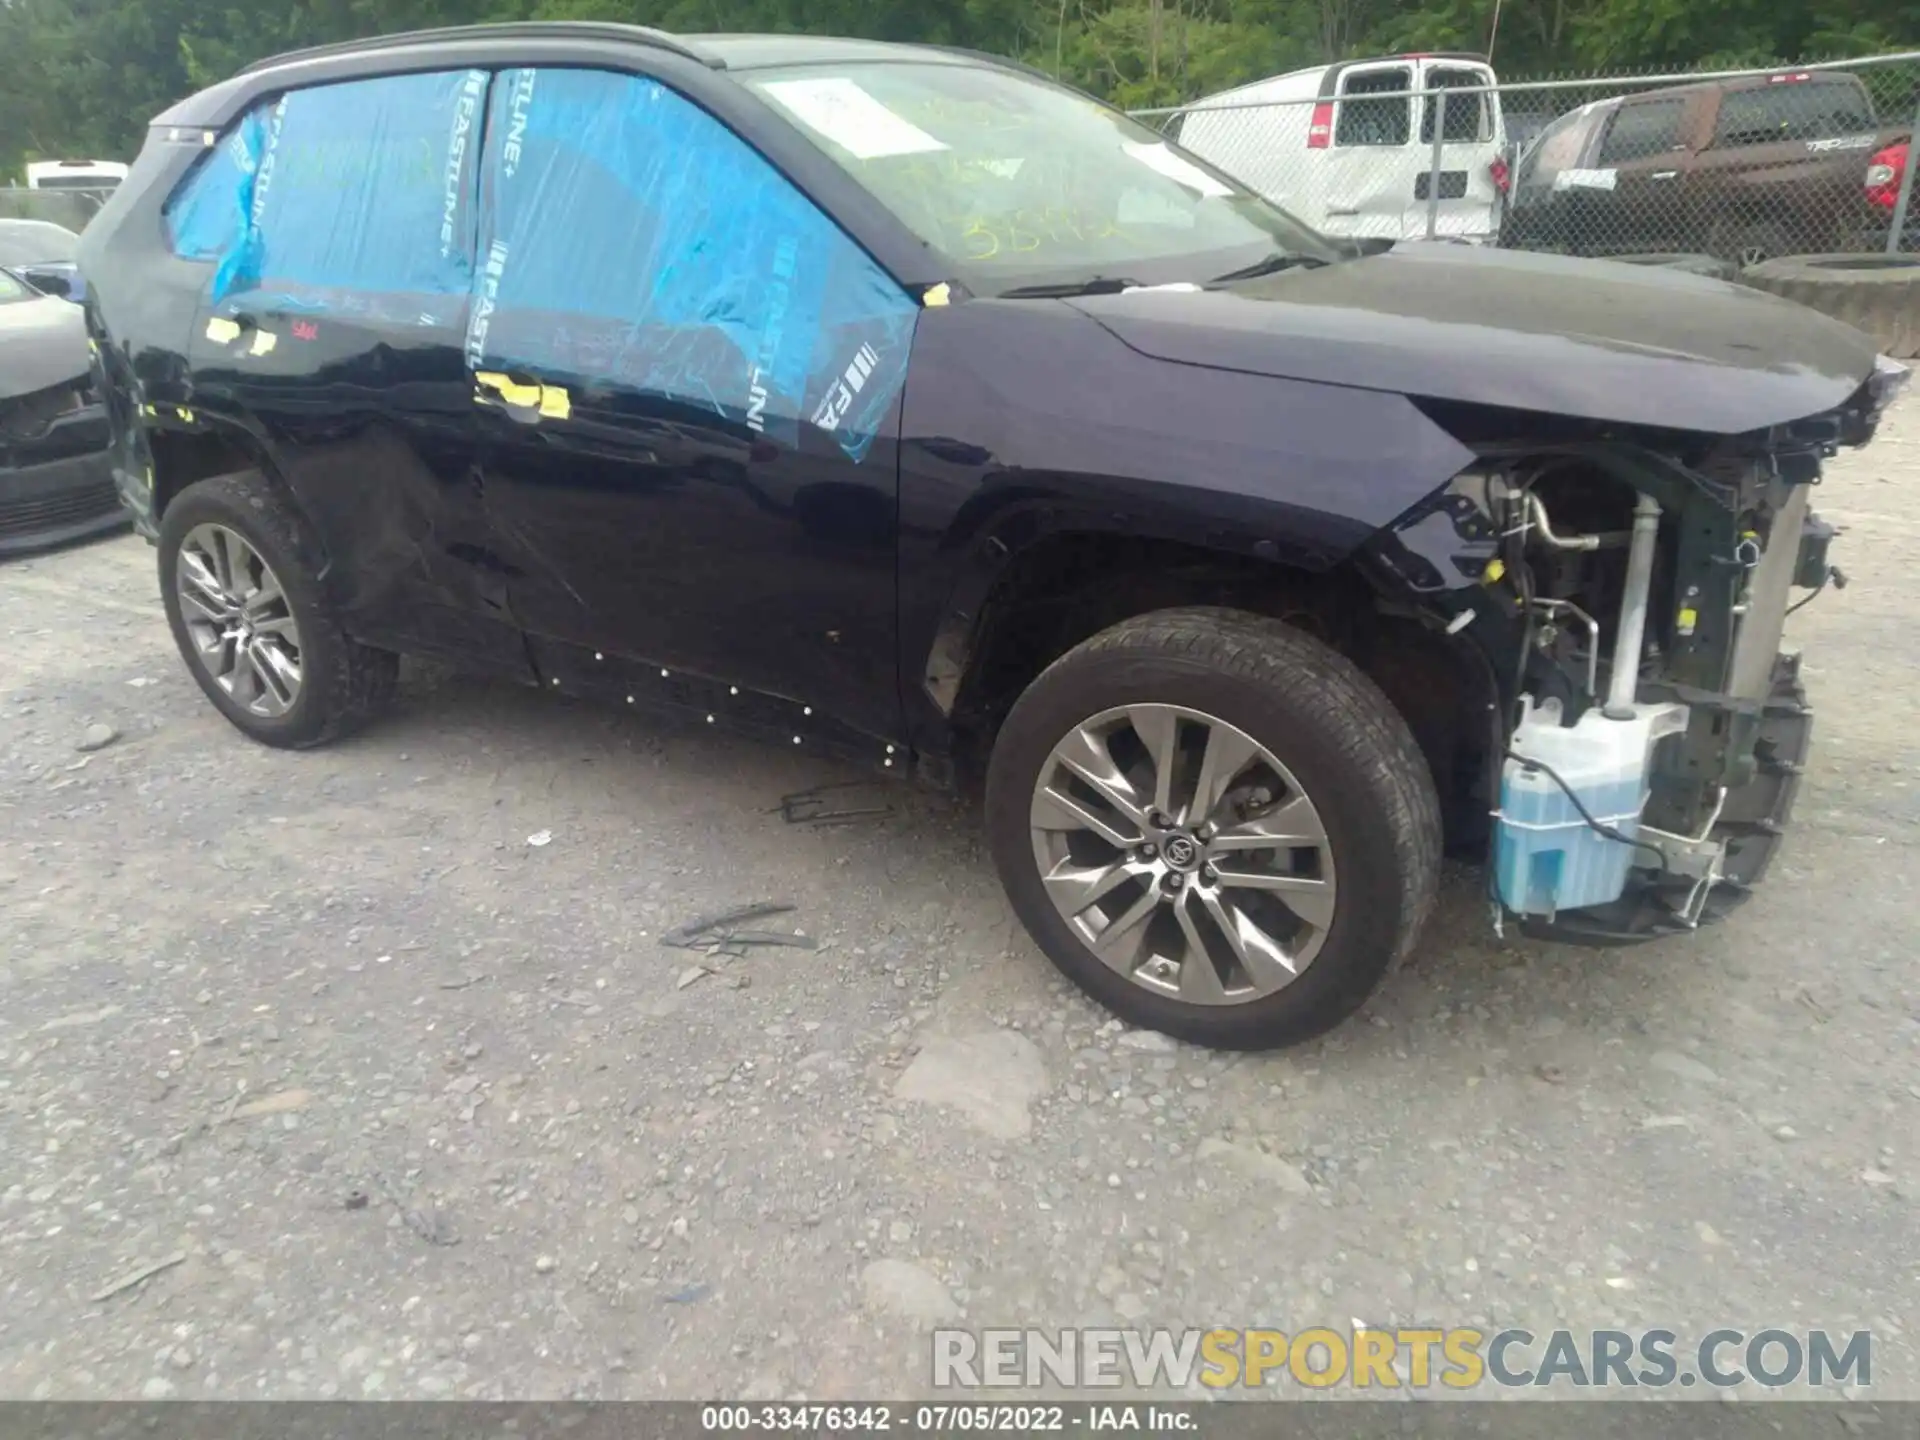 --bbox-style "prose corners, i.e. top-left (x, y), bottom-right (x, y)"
top-left (745, 61), bottom-right (1338, 293)
top-left (0, 269), bottom-right (30, 304)
top-left (0, 221), bottom-right (80, 265)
